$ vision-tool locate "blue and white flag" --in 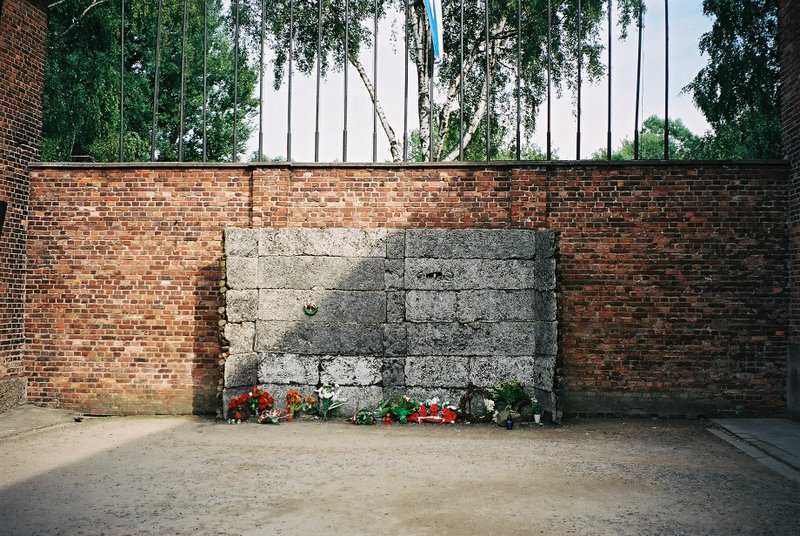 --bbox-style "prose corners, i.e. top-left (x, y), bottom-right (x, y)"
top-left (423, 0), bottom-right (444, 64)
